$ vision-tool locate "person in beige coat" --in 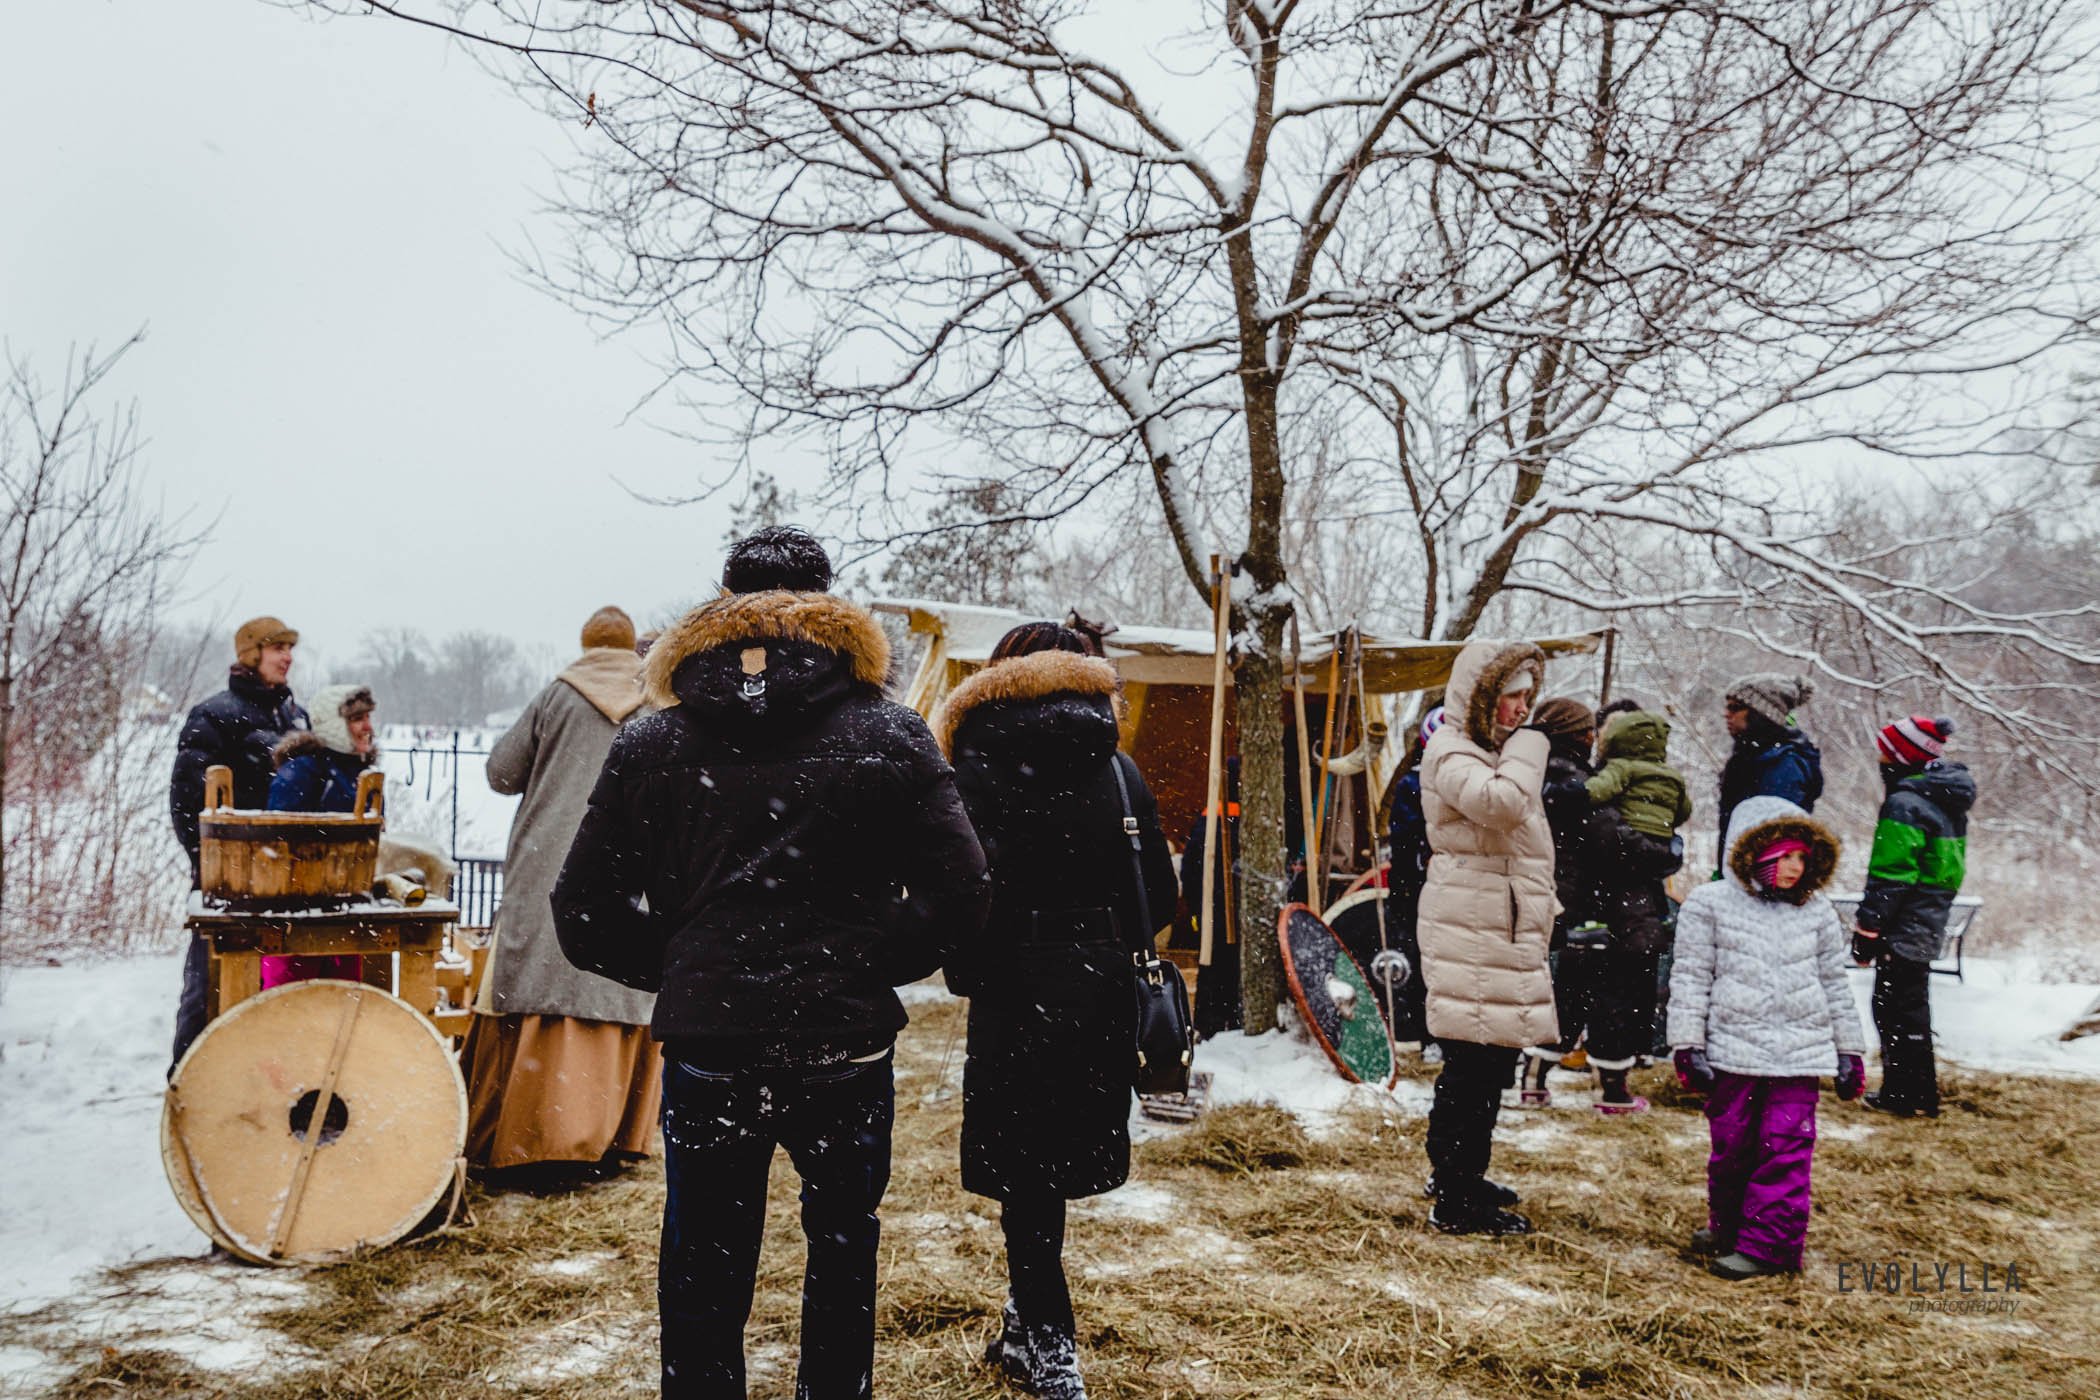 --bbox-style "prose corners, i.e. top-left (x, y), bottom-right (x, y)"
top-left (462, 605), bottom-right (662, 1173)
top-left (1417, 639), bottom-right (1557, 1235)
